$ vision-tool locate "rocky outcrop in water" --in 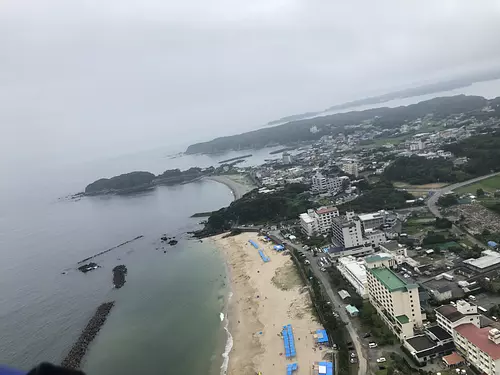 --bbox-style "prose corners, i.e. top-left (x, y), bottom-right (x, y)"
top-left (78, 262), bottom-right (99, 273)
top-left (112, 265), bottom-right (127, 289)
top-left (61, 301), bottom-right (115, 369)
